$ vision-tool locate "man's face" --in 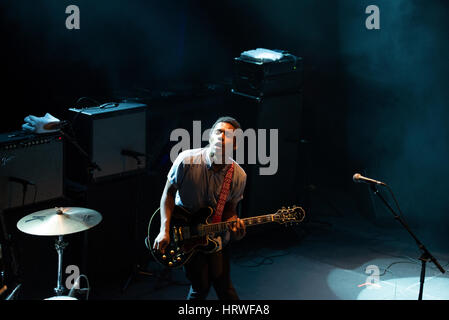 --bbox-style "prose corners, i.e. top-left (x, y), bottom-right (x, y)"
top-left (209, 122), bottom-right (236, 158)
